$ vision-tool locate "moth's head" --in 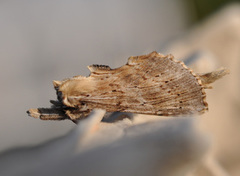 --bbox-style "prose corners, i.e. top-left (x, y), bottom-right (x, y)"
top-left (52, 78), bottom-right (95, 108)
top-left (52, 80), bottom-right (74, 107)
